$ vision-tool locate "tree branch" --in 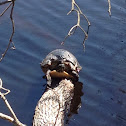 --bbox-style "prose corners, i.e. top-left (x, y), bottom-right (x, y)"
top-left (0, 0), bottom-right (16, 62)
top-left (0, 113), bottom-right (14, 122)
top-left (0, 0), bottom-right (11, 5)
top-left (108, 0), bottom-right (111, 16)
top-left (0, 3), bottom-right (12, 16)
top-left (61, 0), bottom-right (91, 50)
top-left (0, 78), bottom-right (26, 126)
